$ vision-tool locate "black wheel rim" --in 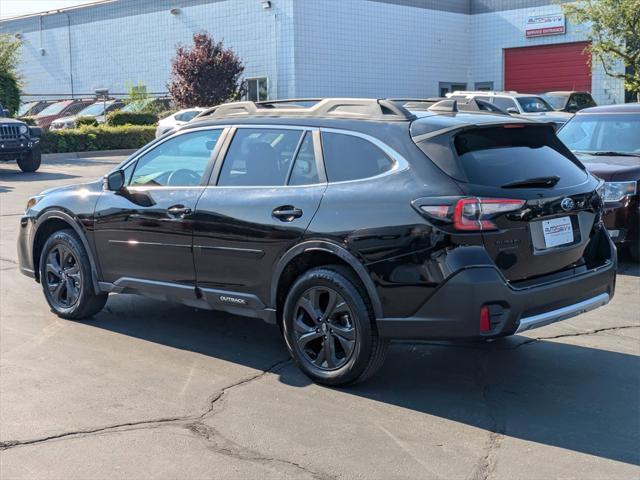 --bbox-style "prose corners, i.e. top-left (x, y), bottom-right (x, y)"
top-left (293, 286), bottom-right (356, 371)
top-left (44, 245), bottom-right (82, 308)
